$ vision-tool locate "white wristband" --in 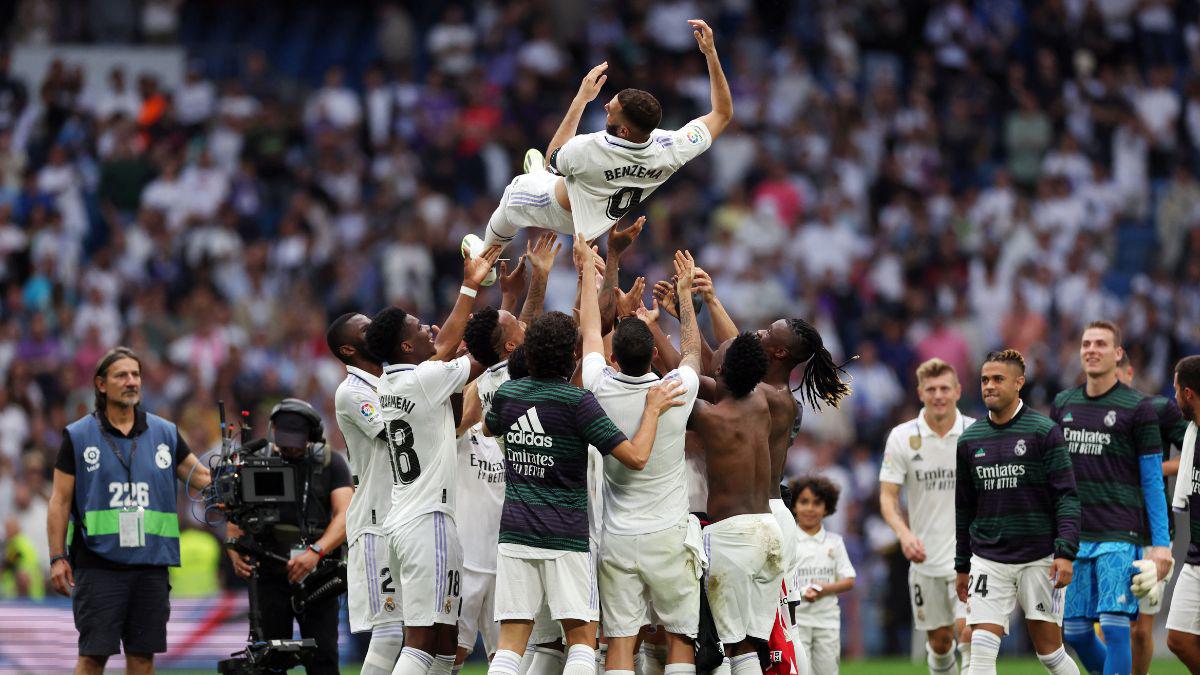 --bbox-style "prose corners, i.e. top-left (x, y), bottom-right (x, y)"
top-left (459, 285), bottom-right (478, 298)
